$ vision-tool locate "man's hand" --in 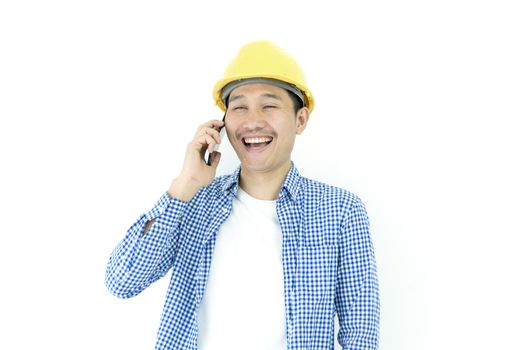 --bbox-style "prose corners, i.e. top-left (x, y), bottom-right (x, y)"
top-left (167, 119), bottom-right (225, 202)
